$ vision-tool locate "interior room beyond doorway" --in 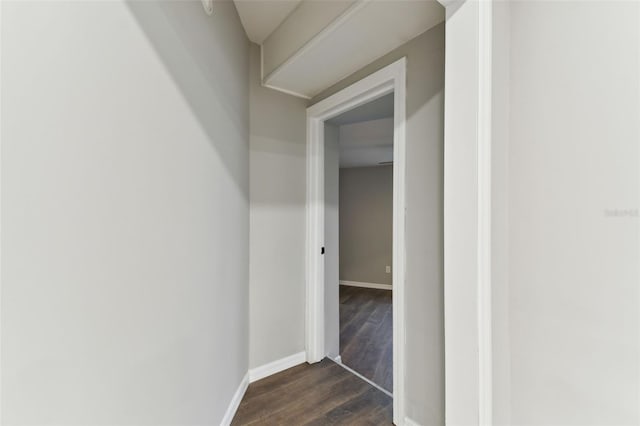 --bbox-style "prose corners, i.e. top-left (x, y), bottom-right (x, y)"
top-left (325, 92), bottom-right (394, 394)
